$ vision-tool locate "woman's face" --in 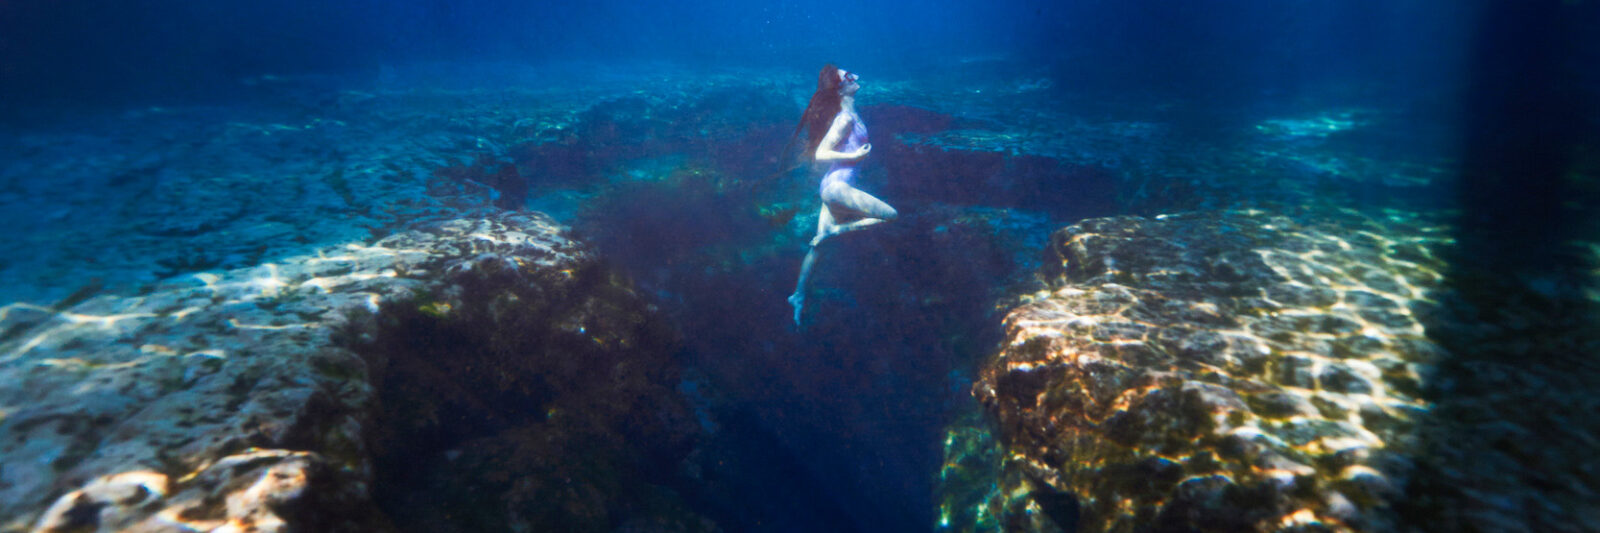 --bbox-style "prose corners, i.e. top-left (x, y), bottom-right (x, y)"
top-left (838, 69), bottom-right (860, 96)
